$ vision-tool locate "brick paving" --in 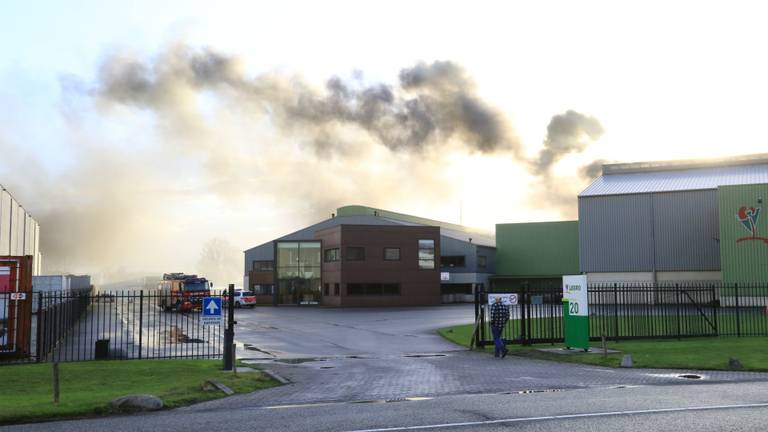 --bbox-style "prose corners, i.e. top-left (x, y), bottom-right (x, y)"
top-left (189, 349), bottom-right (768, 411)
